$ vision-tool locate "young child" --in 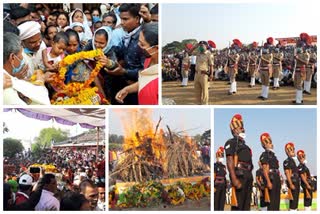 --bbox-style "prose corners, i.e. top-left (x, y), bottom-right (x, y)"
top-left (42, 32), bottom-right (69, 72)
